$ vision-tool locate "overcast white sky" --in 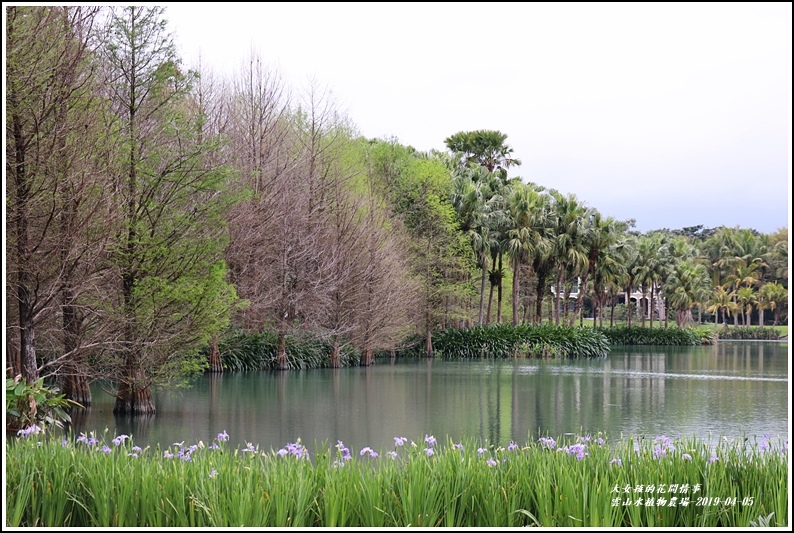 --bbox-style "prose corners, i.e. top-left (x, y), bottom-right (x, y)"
top-left (164, 2), bottom-right (791, 234)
